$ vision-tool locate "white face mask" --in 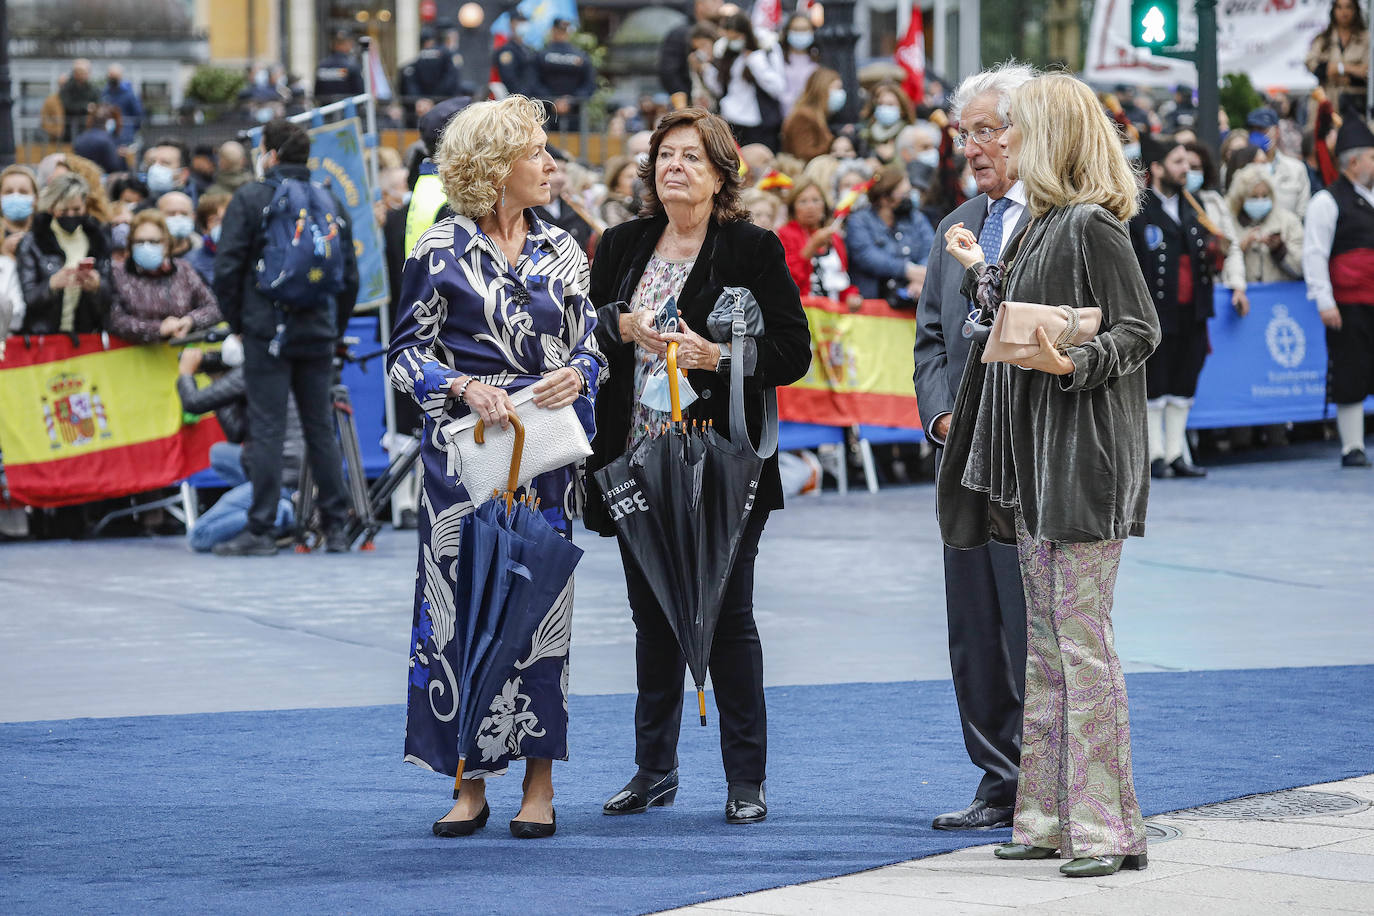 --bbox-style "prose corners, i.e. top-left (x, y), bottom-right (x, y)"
top-left (1242, 198), bottom-right (1273, 221)
top-left (639, 364), bottom-right (698, 413)
top-left (827, 88), bottom-right (847, 114)
top-left (962, 175), bottom-right (979, 198)
top-left (914, 149), bottom-right (940, 168)
top-left (1123, 143), bottom-right (1142, 162)
top-left (728, 38), bottom-right (746, 53)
